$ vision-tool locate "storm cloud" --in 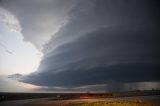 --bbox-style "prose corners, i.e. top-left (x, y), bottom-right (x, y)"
top-left (2, 0), bottom-right (160, 91)
top-left (0, 0), bottom-right (77, 49)
top-left (21, 0), bottom-right (160, 89)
